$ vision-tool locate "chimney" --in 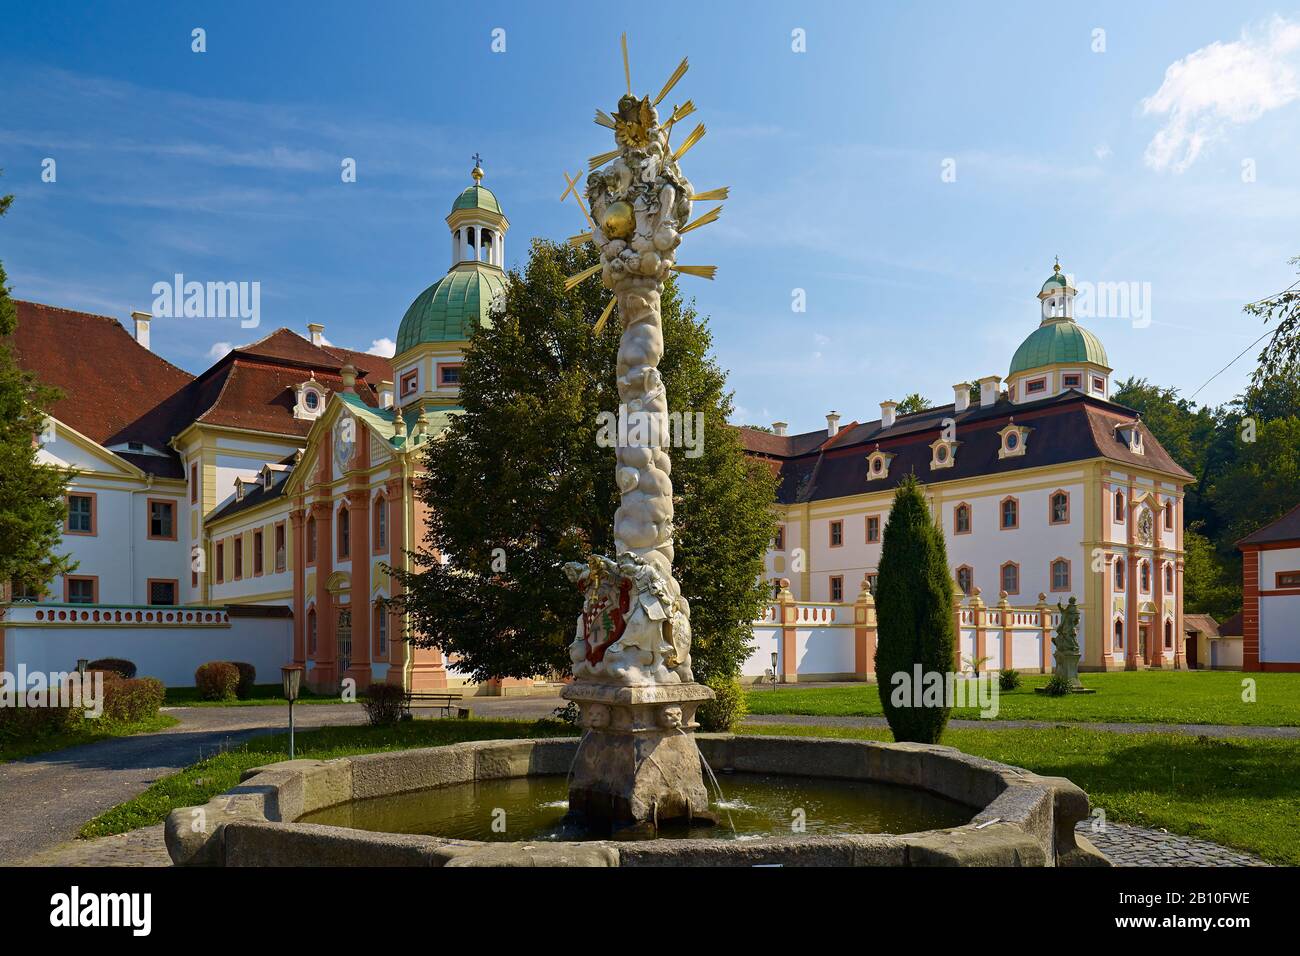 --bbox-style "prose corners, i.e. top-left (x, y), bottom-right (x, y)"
top-left (379, 380), bottom-right (395, 409)
top-left (307, 322), bottom-right (325, 347)
top-left (880, 400), bottom-right (897, 430)
top-left (130, 310), bottom-right (152, 351)
top-left (953, 382), bottom-right (970, 414)
top-left (771, 421), bottom-right (788, 436)
top-left (978, 375), bottom-right (1002, 408)
top-left (340, 363), bottom-right (357, 393)
top-left (825, 411), bottom-right (840, 437)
